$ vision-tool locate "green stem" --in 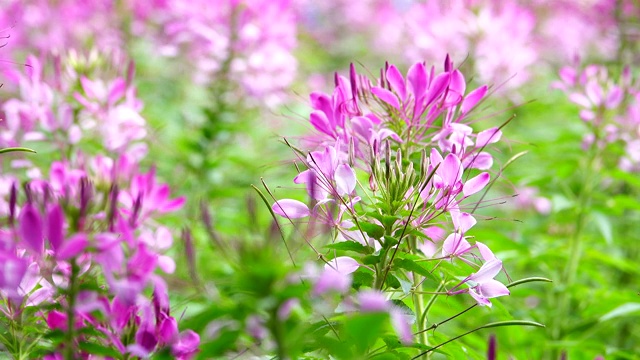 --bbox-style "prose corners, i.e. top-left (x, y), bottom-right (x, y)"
top-left (412, 278), bottom-right (427, 358)
top-left (270, 306), bottom-right (288, 360)
top-left (64, 260), bottom-right (80, 360)
top-left (374, 249), bottom-right (389, 290)
top-left (551, 125), bottom-right (601, 357)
